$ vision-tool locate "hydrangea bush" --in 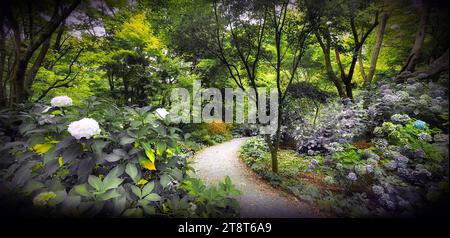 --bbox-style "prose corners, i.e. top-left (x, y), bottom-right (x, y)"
top-left (242, 77), bottom-right (449, 217)
top-left (0, 96), bottom-right (240, 217)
